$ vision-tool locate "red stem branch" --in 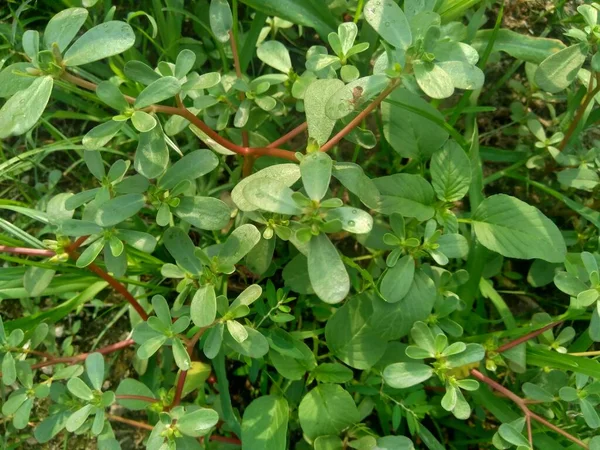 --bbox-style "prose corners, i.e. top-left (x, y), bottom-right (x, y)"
top-left (170, 327), bottom-right (209, 409)
top-left (0, 243), bottom-right (149, 320)
top-left (496, 321), bottom-right (562, 353)
top-left (471, 369), bottom-right (588, 449)
top-left (558, 71), bottom-right (600, 151)
top-left (320, 80), bottom-right (400, 153)
top-left (116, 394), bottom-right (159, 404)
top-left (268, 122), bottom-right (307, 148)
top-left (31, 338), bottom-right (134, 370)
top-left (0, 246), bottom-right (54, 257)
top-left (107, 413), bottom-right (154, 431)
